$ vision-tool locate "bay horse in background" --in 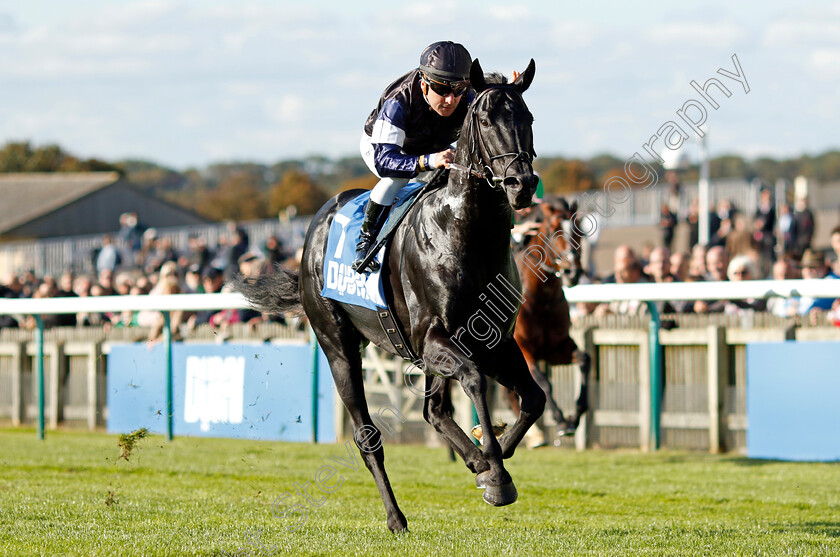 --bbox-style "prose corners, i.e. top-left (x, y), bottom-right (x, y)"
top-left (510, 196), bottom-right (591, 442)
top-left (238, 59), bottom-right (546, 533)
